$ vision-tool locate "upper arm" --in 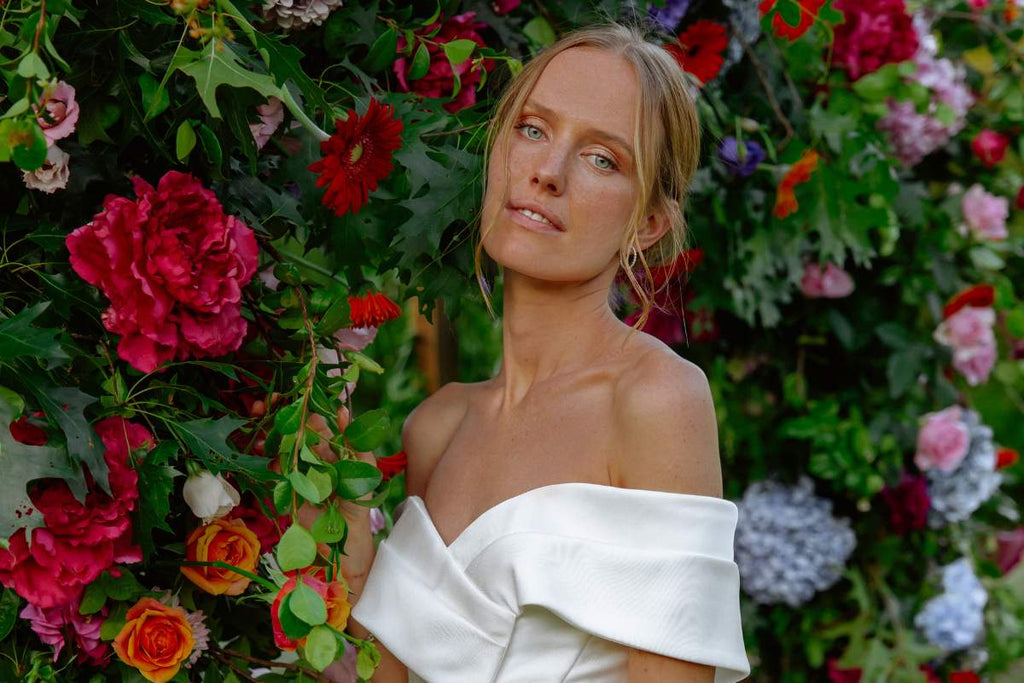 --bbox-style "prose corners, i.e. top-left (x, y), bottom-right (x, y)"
top-left (613, 351), bottom-right (723, 499)
top-left (401, 382), bottom-right (467, 498)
